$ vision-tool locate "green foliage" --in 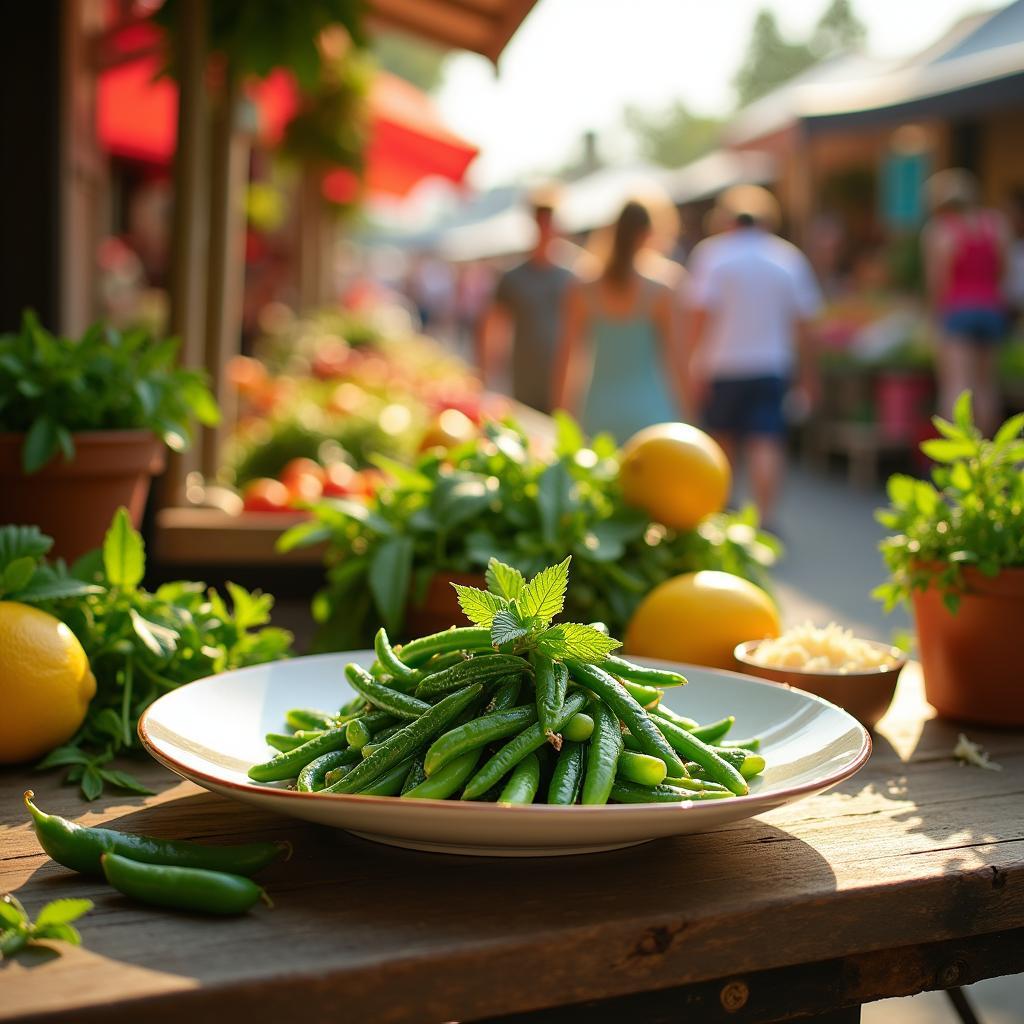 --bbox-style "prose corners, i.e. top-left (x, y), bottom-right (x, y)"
top-left (0, 526), bottom-right (101, 605)
top-left (875, 392), bottom-right (1024, 613)
top-left (623, 101), bottom-right (722, 169)
top-left (0, 312), bottom-right (218, 473)
top-left (733, 9), bottom-right (816, 108)
top-left (28, 512), bottom-right (293, 799)
top-left (1, 894), bottom-right (93, 958)
top-left (810, 0), bottom-right (867, 57)
top-left (281, 419), bottom-right (780, 649)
